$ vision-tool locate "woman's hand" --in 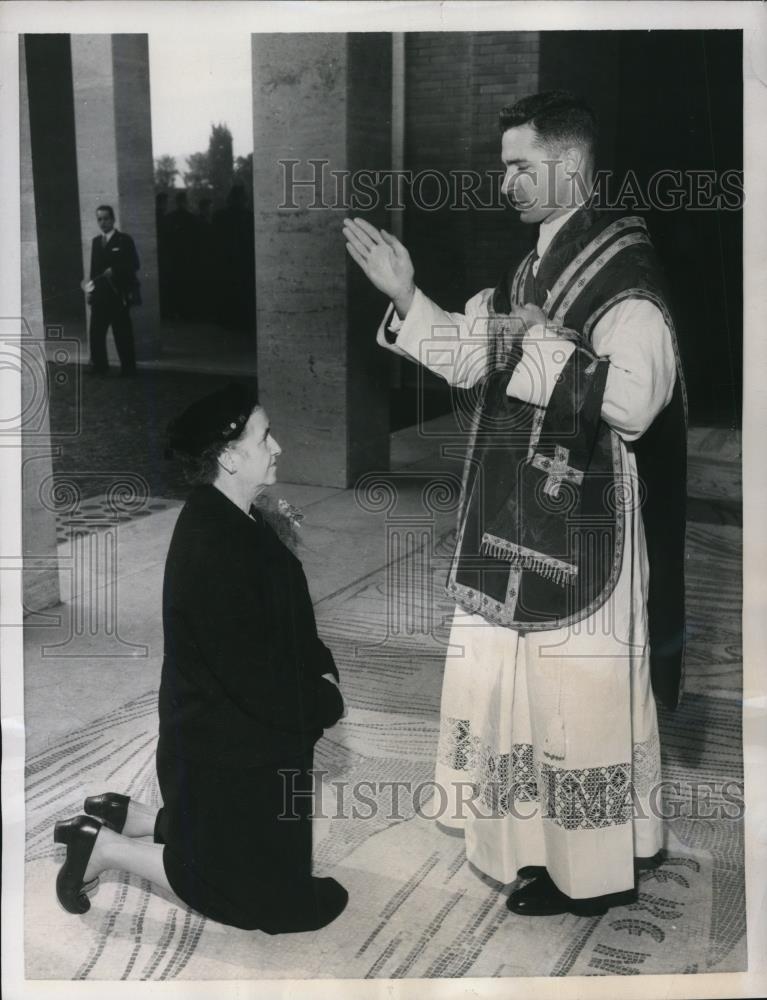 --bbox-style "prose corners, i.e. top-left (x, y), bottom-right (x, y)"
top-left (321, 673), bottom-right (348, 720)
